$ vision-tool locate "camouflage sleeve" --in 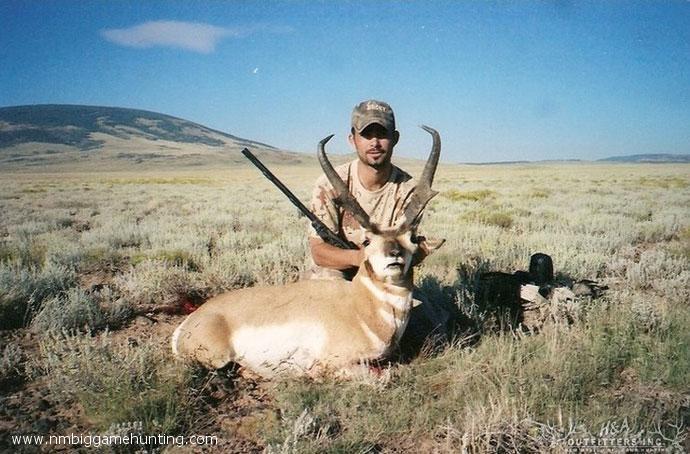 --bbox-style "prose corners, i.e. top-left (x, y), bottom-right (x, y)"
top-left (307, 175), bottom-right (340, 240)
